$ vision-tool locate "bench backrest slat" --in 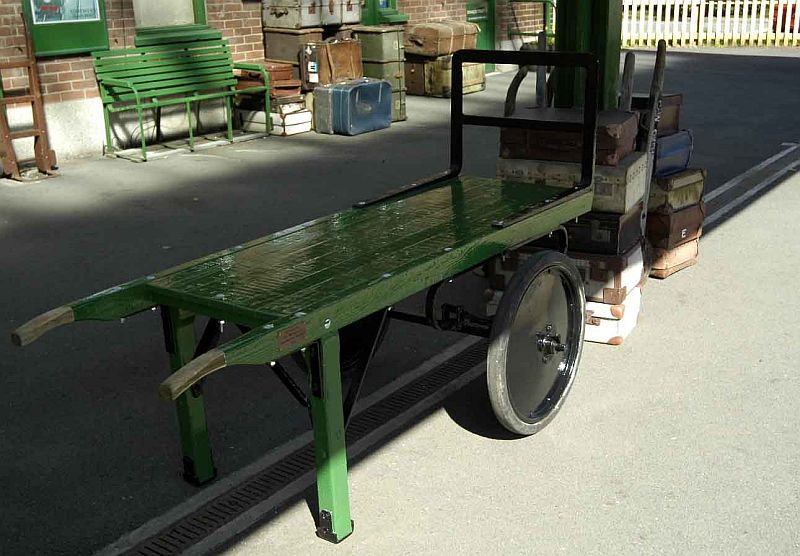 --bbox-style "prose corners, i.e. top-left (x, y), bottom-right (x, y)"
top-left (93, 39), bottom-right (244, 104)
